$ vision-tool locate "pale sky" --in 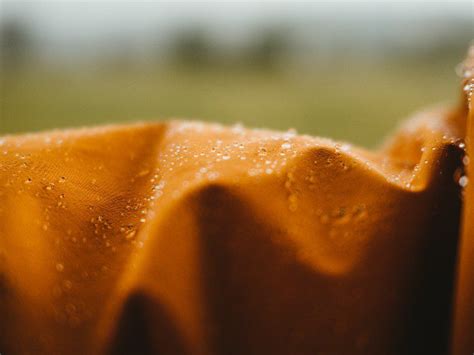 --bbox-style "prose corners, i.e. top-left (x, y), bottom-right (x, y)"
top-left (1, 1), bottom-right (472, 61)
